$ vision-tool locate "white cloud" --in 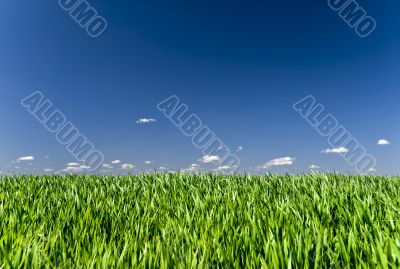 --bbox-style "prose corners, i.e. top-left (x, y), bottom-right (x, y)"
top-left (309, 165), bottom-right (320, 170)
top-left (215, 165), bottom-right (232, 171)
top-left (63, 167), bottom-right (81, 172)
top-left (63, 165), bottom-right (90, 173)
top-left (144, 161), bottom-right (152, 164)
top-left (67, 162), bottom-right (80, 166)
top-left (199, 155), bottom-right (221, 163)
top-left (17, 156), bottom-right (35, 161)
top-left (259, 157), bottom-right (295, 169)
top-left (322, 147), bottom-right (349, 154)
top-left (112, 160), bottom-right (121, 164)
top-left (121, 163), bottom-right (135, 170)
top-left (369, 167), bottom-right (377, 172)
top-left (158, 166), bottom-right (168, 171)
top-left (182, 163), bottom-right (200, 172)
top-left (44, 168), bottom-right (54, 172)
top-left (44, 155), bottom-right (50, 159)
top-left (136, 118), bottom-right (157, 124)
top-left (377, 139), bottom-right (390, 145)
top-left (102, 163), bottom-right (112, 169)
top-left (236, 146), bottom-right (243, 152)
